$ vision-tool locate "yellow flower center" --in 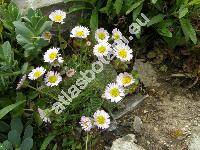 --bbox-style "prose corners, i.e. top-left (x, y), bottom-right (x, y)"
top-left (49, 52), bottom-right (57, 60)
top-left (76, 31), bottom-right (84, 37)
top-left (48, 75), bottom-right (58, 83)
top-left (110, 88), bottom-right (120, 97)
top-left (98, 46), bottom-right (106, 53)
top-left (113, 33), bottom-right (120, 40)
top-left (54, 15), bottom-right (63, 22)
top-left (33, 71), bottom-right (42, 78)
top-left (96, 115), bottom-right (106, 125)
top-left (118, 49), bottom-right (127, 58)
top-left (122, 76), bottom-right (132, 85)
top-left (98, 32), bottom-right (106, 40)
